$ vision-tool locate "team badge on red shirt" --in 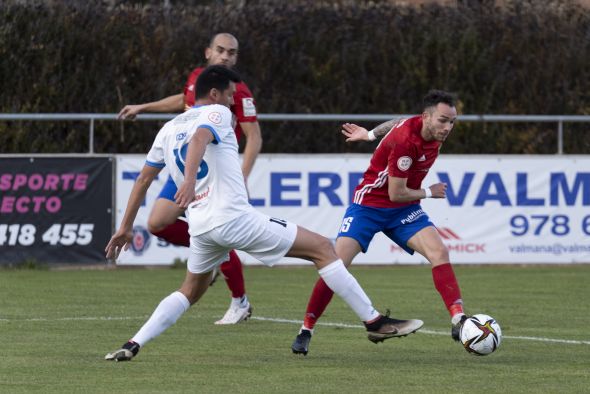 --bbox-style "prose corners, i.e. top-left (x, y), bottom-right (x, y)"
top-left (397, 156), bottom-right (412, 171)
